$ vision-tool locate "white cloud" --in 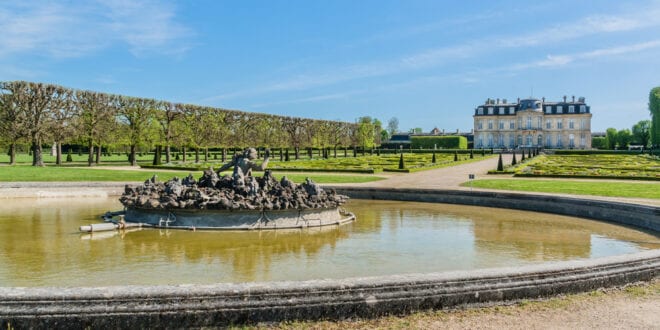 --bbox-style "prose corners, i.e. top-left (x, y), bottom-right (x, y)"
top-left (0, 0), bottom-right (192, 58)
top-left (206, 2), bottom-right (660, 102)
